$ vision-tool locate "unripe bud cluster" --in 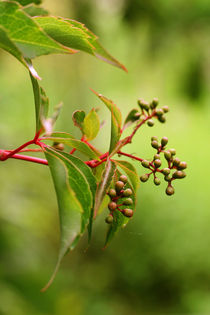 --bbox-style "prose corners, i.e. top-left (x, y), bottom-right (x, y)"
top-left (105, 174), bottom-right (134, 224)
